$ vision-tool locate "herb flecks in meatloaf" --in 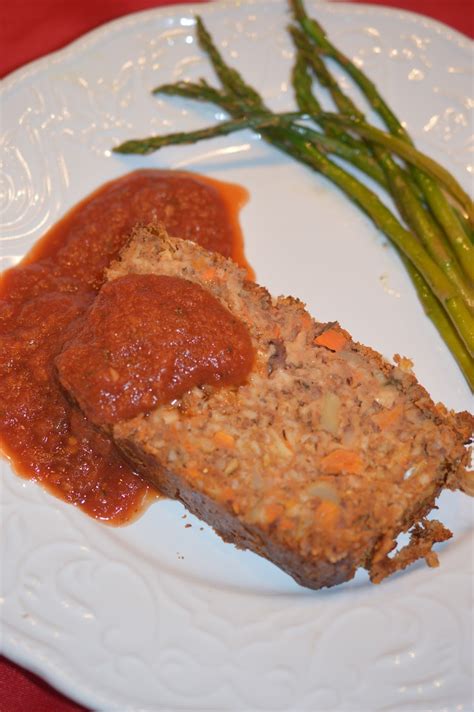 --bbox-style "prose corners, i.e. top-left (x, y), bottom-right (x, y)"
top-left (58, 224), bottom-right (473, 589)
